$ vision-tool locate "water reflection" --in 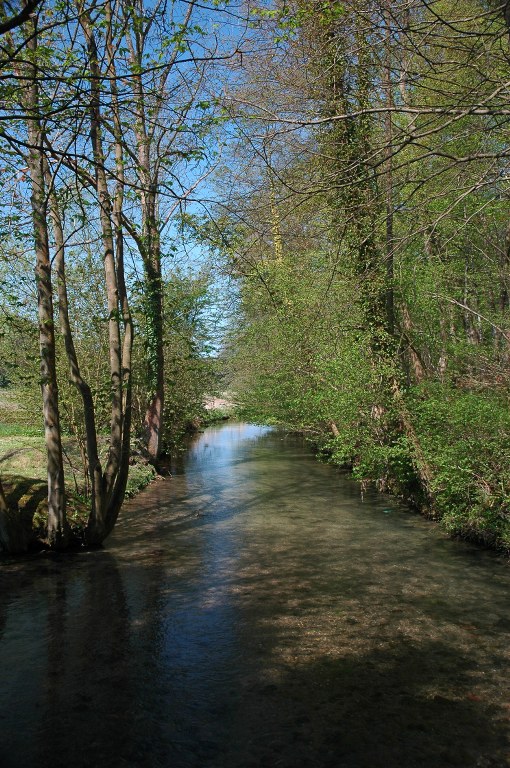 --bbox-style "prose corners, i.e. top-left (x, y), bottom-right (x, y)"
top-left (0, 424), bottom-right (509, 767)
